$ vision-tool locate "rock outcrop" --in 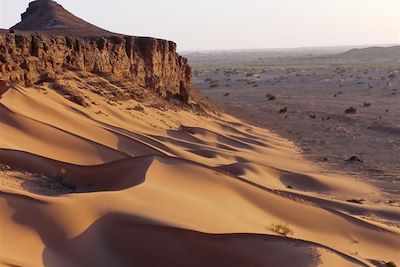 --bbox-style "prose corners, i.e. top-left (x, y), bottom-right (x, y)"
top-left (0, 34), bottom-right (192, 102)
top-left (0, 0), bottom-right (204, 106)
top-left (11, 0), bottom-right (110, 36)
